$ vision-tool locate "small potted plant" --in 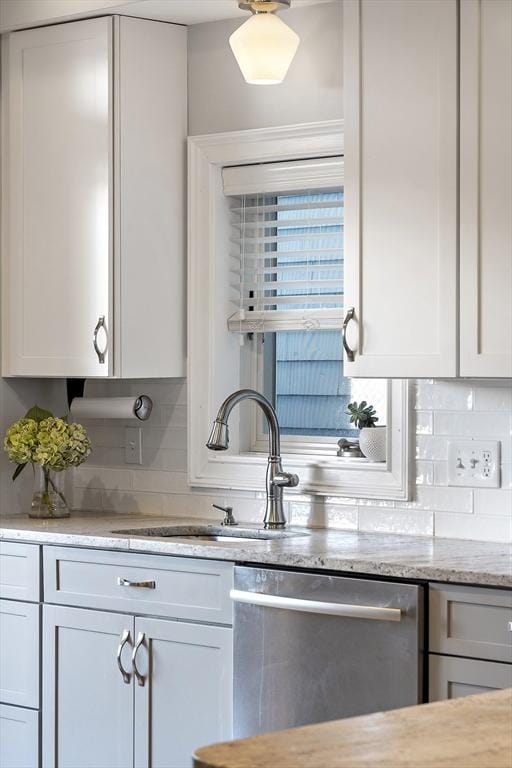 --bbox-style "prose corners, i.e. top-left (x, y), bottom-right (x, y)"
top-left (346, 401), bottom-right (386, 462)
top-left (3, 405), bottom-right (91, 519)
